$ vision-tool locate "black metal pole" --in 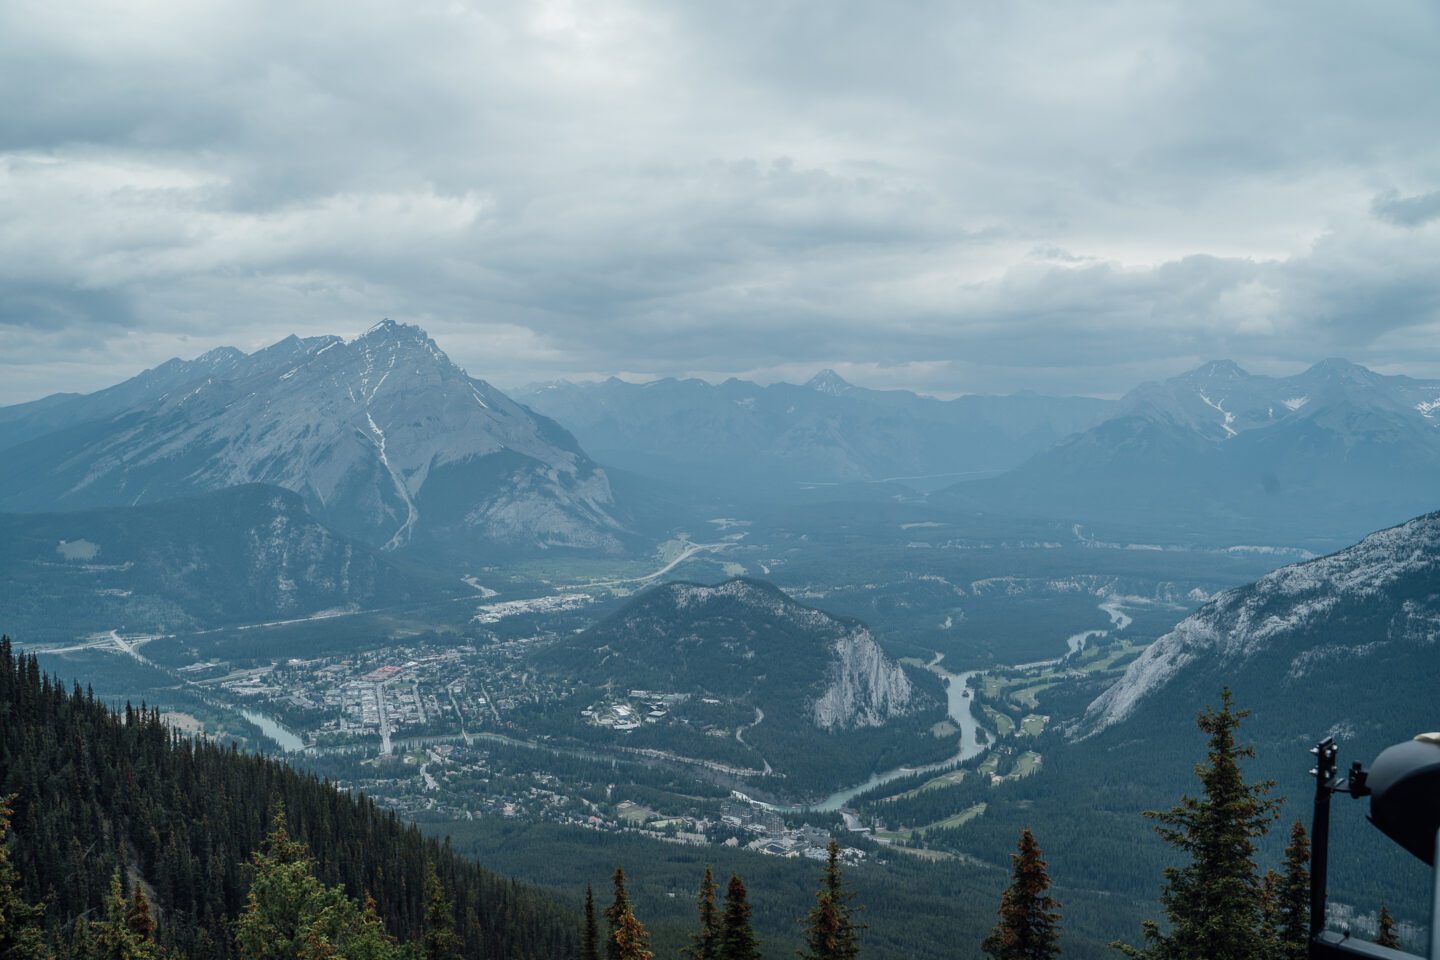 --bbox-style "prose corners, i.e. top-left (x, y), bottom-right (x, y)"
top-left (1312, 738), bottom-right (1338, 940)
top-left (1430, 827), bottom-right (1440, 960)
